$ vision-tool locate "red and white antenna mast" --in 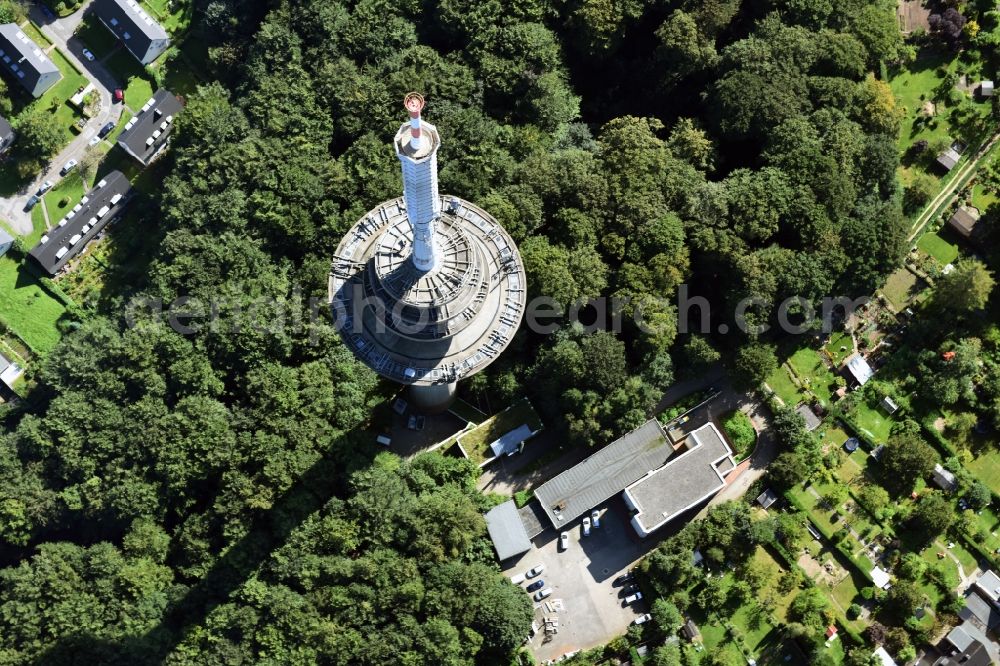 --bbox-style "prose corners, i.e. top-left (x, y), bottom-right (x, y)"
top-left (405, 92), bottom-right (424, 151)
